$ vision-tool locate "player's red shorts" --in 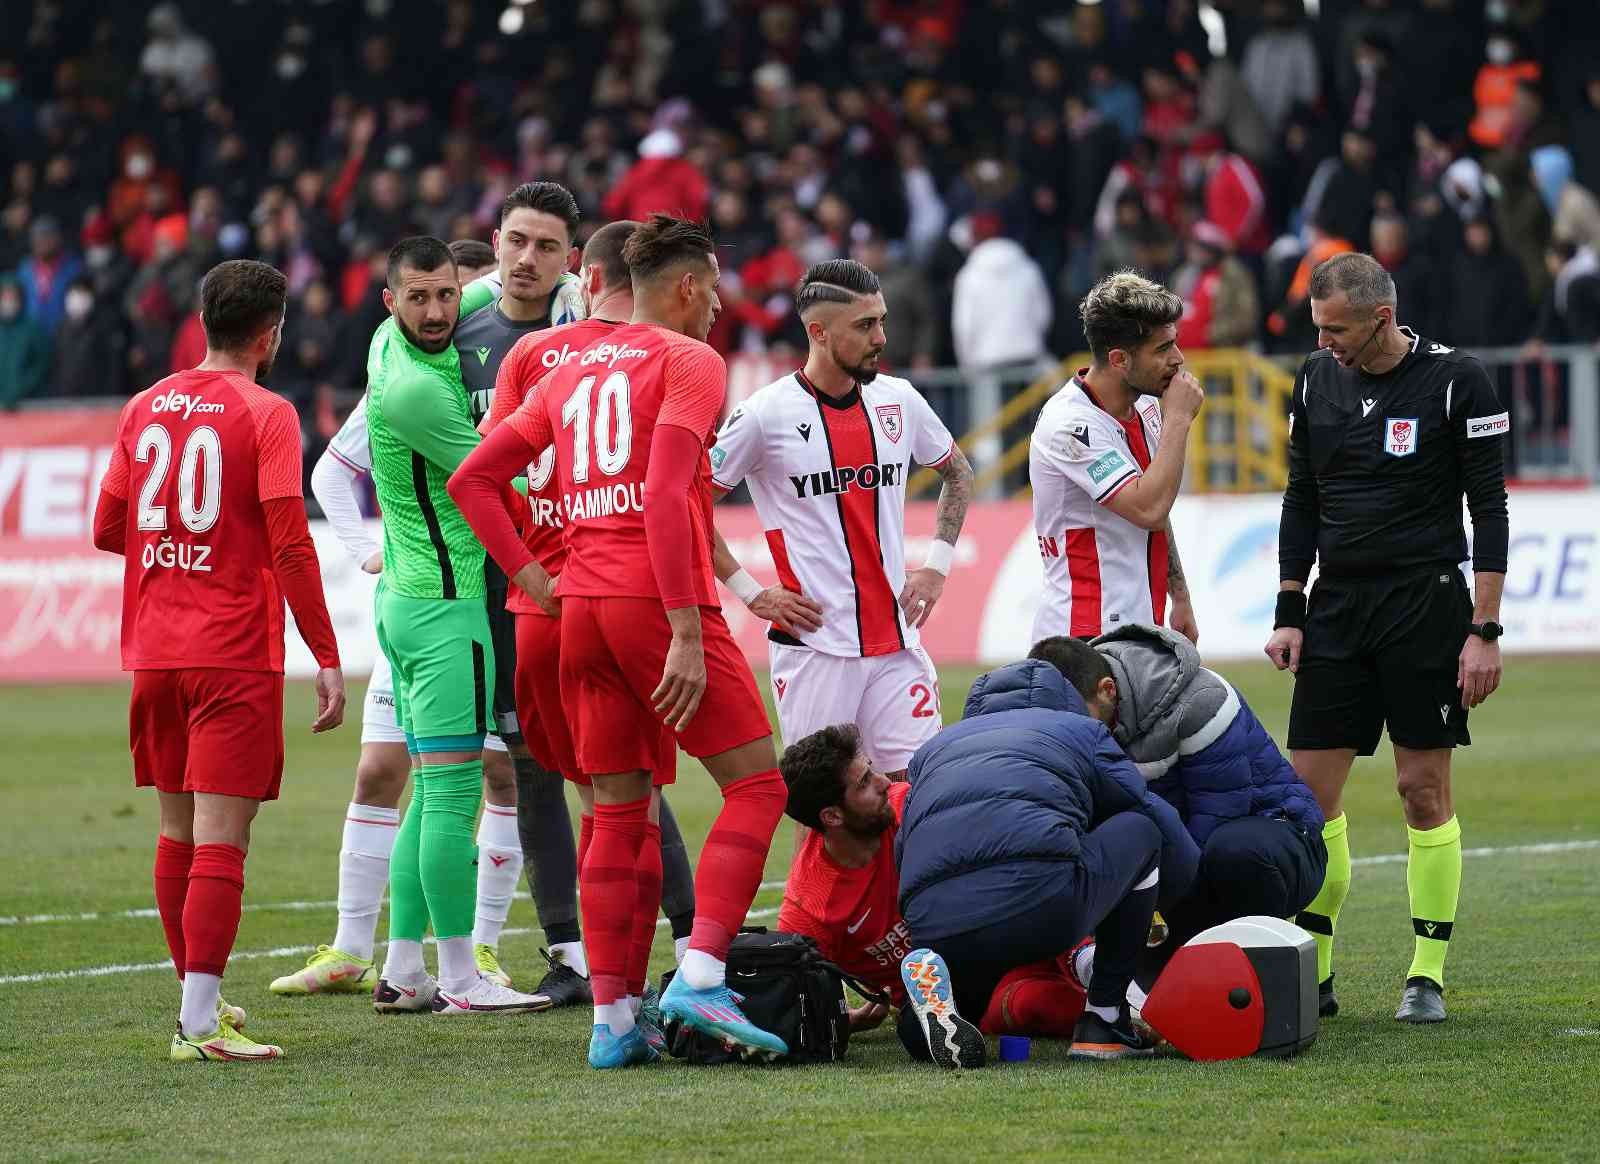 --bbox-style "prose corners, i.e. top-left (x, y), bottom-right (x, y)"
top-left (129, 668), bottom-right (286, 801)
top-left (978, 959), bottom-right (1087, 1038)
top-left (515, 609), bottom-right (675, 786)
top-left (559, 596), bottom-right (770, 774)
